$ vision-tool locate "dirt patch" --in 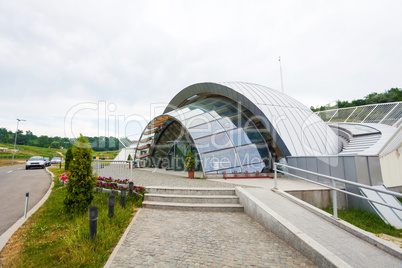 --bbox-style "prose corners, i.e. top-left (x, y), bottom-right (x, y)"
top-left (0, 159), bottom-right (26, 168)
top-left (0, 222), bottom-right (30, 266)
top-left (378, 233), bottom-right (402, 247)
